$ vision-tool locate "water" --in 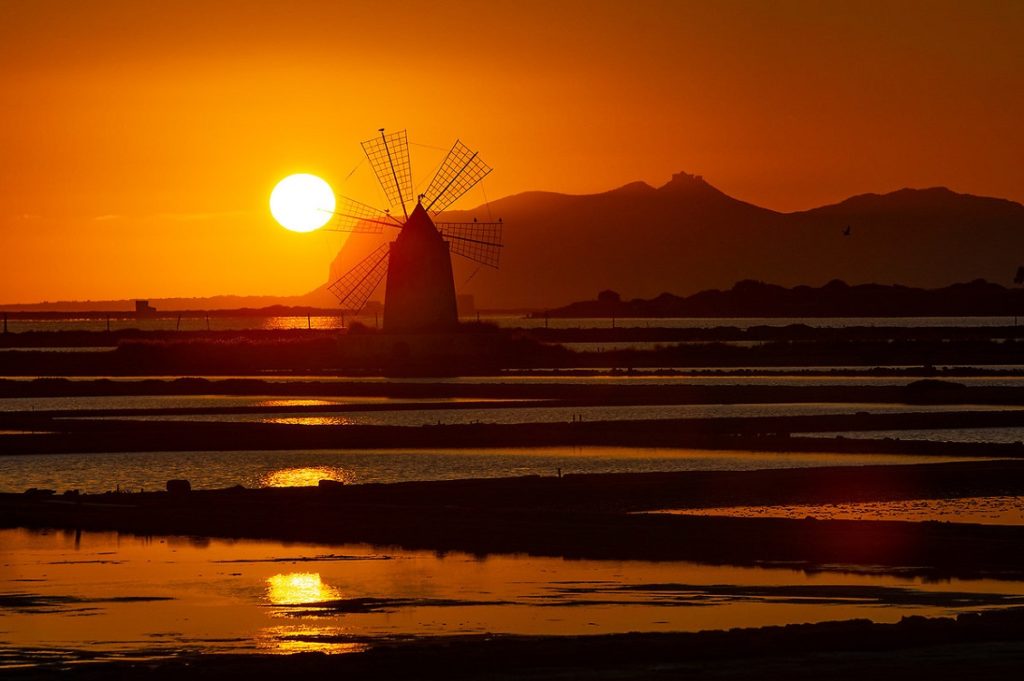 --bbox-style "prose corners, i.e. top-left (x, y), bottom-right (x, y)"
top-left (0, 395), bottom-right (512, 413)
top-left (0, 448), bottom-right (981, 494)
top-left (3, 527), bottom-right (1024, 668)
top-left (800, 428), bottom-right (1024, 445)
top-left (47, 402), bottom-right (1024, 427)
top-left (8, 369), bottom-right (1024, 387)
top-left (649, 496), bottom-right (1024, 525)
top-left (504, 316), bottom-right (1024, 330)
